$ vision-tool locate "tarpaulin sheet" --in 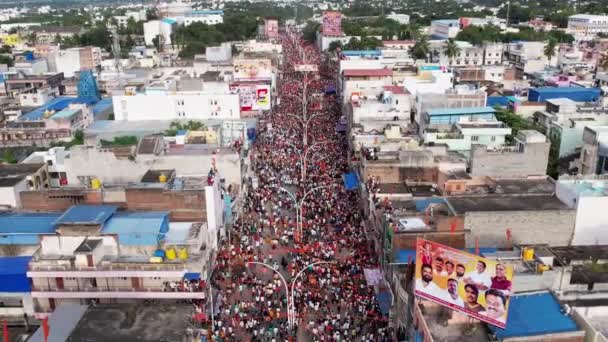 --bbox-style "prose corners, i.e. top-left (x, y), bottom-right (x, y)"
top-left (343, 172), bottom-right (359, 190)
top-left (363, 268), bottom-right (383, 286)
